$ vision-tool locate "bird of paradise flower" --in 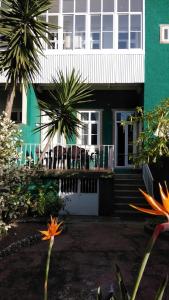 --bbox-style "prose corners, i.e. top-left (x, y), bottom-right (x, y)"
top-left (130, 183), bottom-right (169, 221)
top-left (129, 183), bottom-right (169, 300)
top-left (40, 217), bottom-right (64, 300)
